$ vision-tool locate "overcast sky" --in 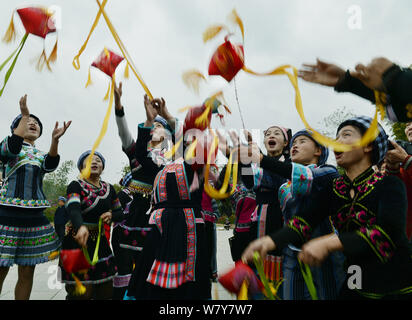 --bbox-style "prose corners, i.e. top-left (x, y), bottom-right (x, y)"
top-left (1, 0), bottom-right (411, 184)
